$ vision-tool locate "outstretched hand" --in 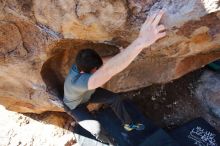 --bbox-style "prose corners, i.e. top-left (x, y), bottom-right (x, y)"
top-left (87, 11), bottom-right (167, 90)
top-left (136, 10), bottom-right (166, 48)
